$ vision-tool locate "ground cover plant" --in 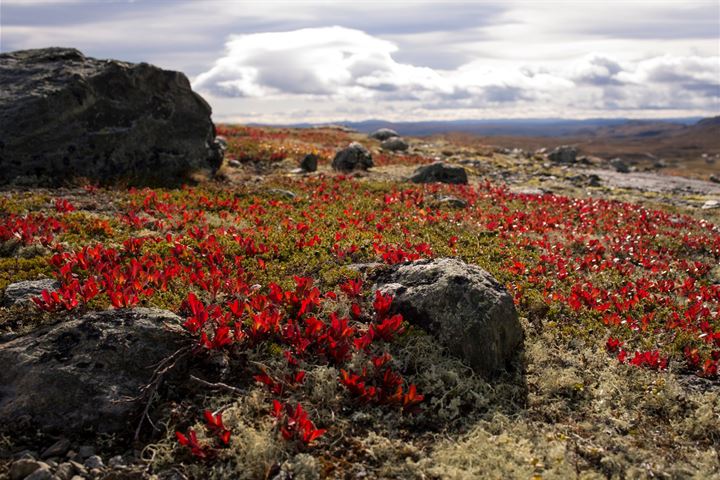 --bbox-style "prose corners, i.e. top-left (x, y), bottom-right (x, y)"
top-left (0, 126), bottom-right (718, 479)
